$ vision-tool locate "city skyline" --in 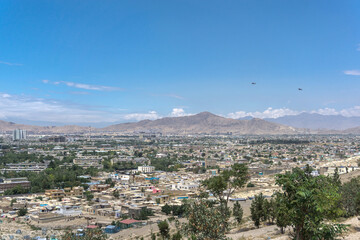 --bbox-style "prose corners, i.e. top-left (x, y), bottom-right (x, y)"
top-left (1, 0), bottom-right (360, 124)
